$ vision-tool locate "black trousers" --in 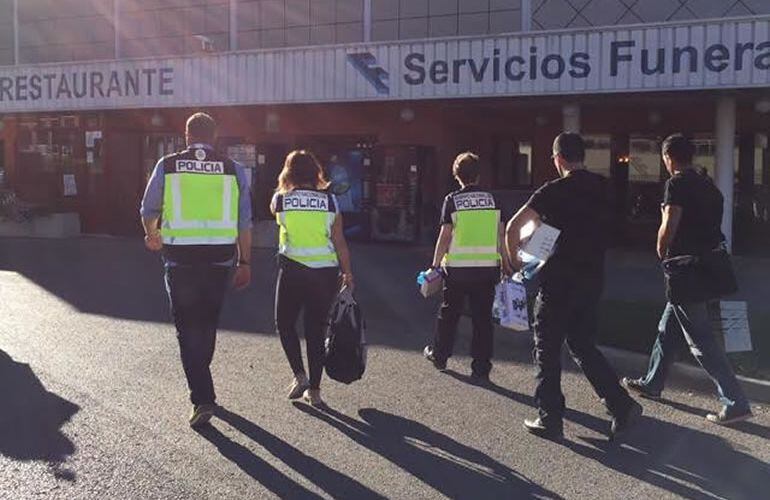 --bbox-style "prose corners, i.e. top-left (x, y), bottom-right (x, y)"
top-left (164, 265), bottom-right (230, 406)
top-left (532, 276), bottom-right (632, 424)
top-left (433, 273), bottom-right (496, 375)
top-left (275, 259), bottom-right (339, 389)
